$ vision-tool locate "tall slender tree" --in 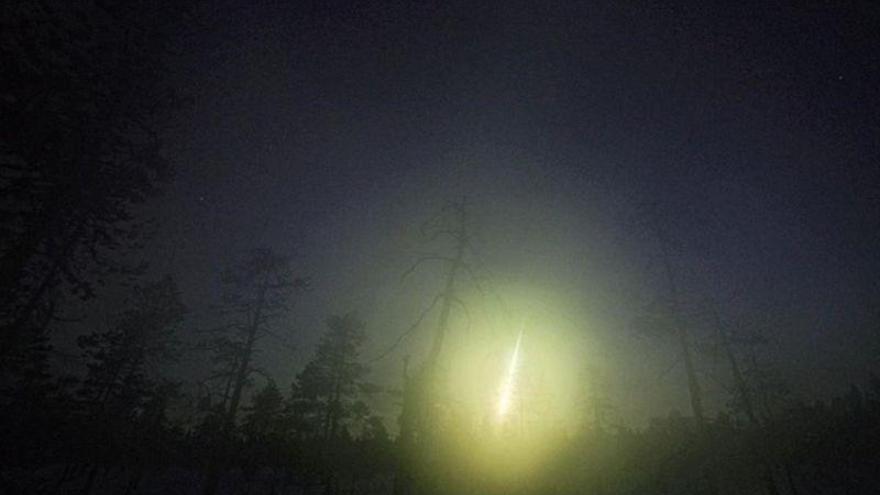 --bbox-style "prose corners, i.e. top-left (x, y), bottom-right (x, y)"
top-left (241, 379), bottom-right (286, 440)
top-left (73, 276), bottom-right (185, 495)
top-left (636, 203), bottom-right (718, 494)
top-left (290, 312), bottom-right (372, 495)
top-left (294, 312), bottom-right (370, 441)
top-left (0, 1), bottom-right (184, 361)
top-left (393, 198), bottom-right (478, 495)
top-left (710, 304), bottom-right (781, 495)
top-left (201, 248), bottom-right (306, 495)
